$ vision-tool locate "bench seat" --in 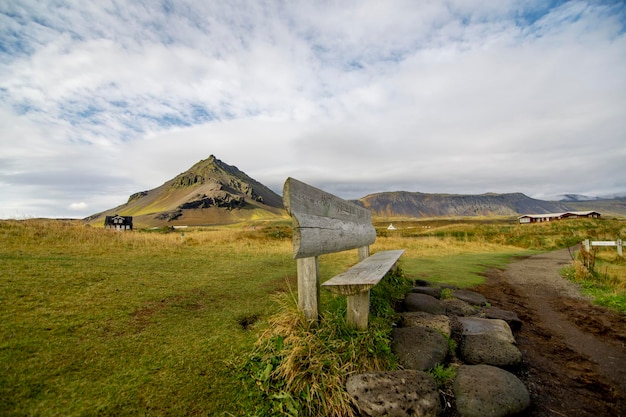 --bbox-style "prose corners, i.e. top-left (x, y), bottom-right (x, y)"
top-left (322, 249), bottom-right (404, 329)
top-left (322, 250), bottom-right (405, 295)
